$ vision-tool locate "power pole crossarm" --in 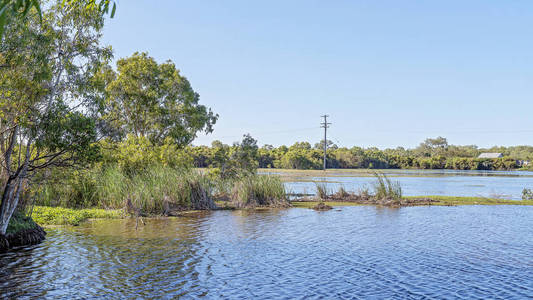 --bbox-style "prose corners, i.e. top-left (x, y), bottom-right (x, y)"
top-left (320, 115), bottom-right (331, 171)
